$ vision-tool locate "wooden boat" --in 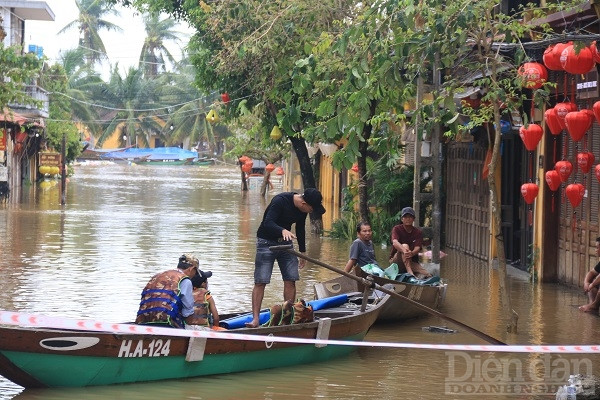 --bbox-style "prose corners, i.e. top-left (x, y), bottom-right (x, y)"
top-left (0, 295), bottom-right (387, 388)
top-left (314, 266), bottom-right (447, 322)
